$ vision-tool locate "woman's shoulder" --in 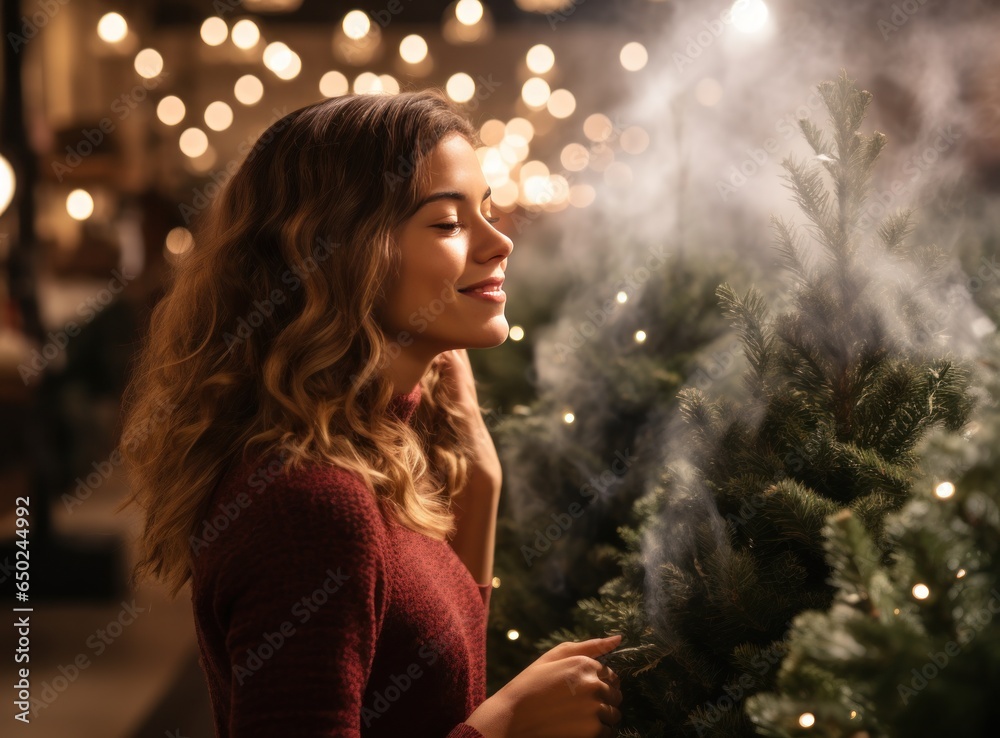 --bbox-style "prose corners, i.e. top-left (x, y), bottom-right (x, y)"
top-left (209, 449), bottom-right (386, 539)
